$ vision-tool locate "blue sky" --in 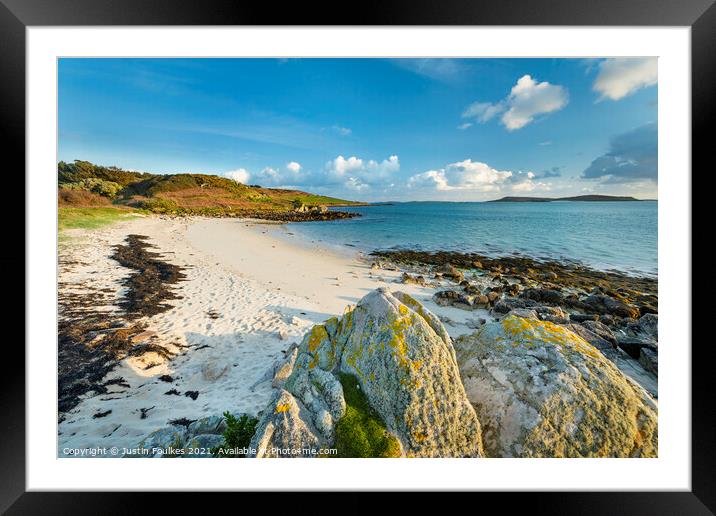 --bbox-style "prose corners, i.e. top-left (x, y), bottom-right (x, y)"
top-left (58, 58), bottom-right (658, 201)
